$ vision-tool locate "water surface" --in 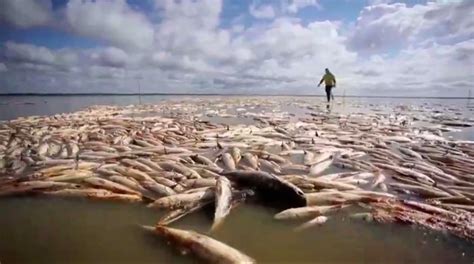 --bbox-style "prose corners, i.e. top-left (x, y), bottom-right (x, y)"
top-left (1, 197), bottom-right (472, 264)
